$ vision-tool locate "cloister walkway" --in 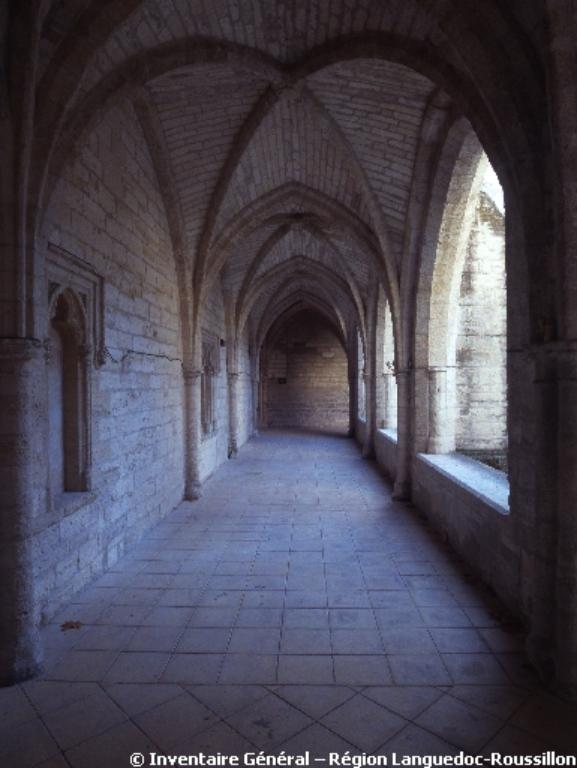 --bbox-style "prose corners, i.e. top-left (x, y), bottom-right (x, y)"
top-left (3, 431), bottom-right (577, 766)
